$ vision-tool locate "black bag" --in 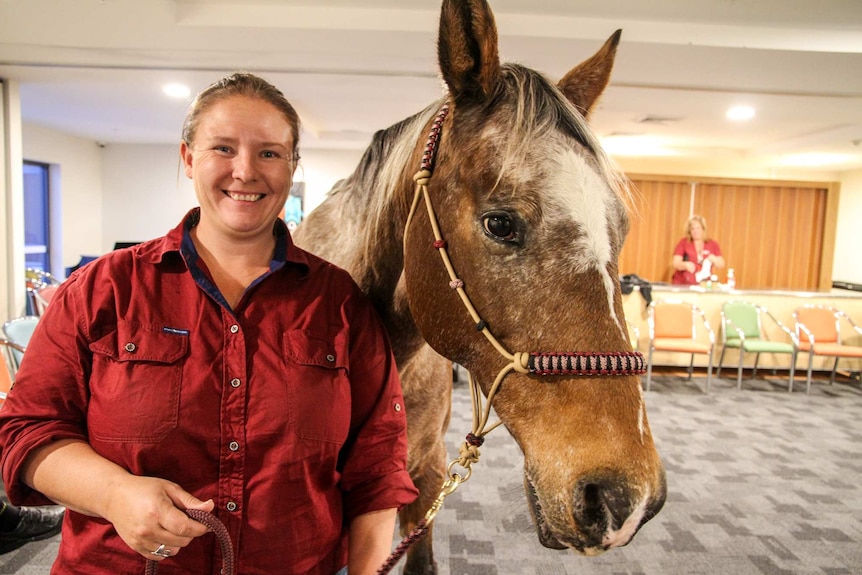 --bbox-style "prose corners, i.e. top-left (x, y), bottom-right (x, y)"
top-left (620, 274), bottom-right (652, 307)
